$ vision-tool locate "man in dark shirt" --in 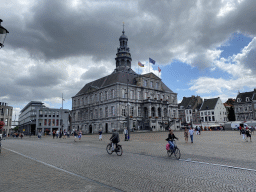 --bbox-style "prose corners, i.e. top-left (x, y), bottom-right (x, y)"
top-left (110, 129), bottom-right (120, 151)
